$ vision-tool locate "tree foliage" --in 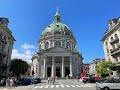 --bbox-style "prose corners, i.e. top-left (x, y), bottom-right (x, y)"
top-left (96, 61), bottom-right (116, 77)
top-left (10, 58), bottom-right (29, 77)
